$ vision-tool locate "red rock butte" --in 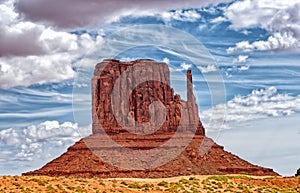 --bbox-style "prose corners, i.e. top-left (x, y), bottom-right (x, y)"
top-left (24, 59), bottom-right (278, 178)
